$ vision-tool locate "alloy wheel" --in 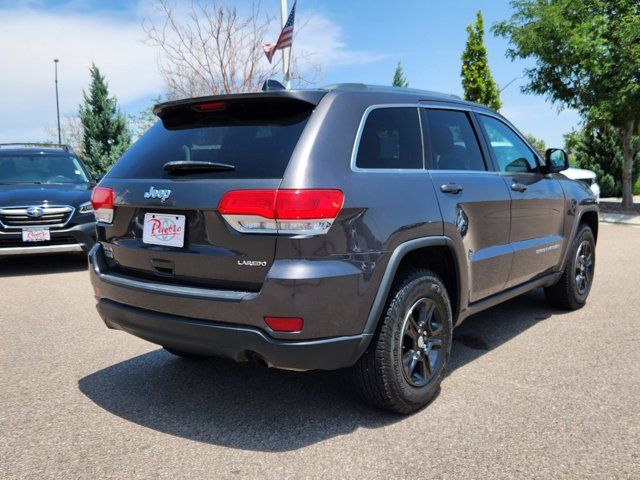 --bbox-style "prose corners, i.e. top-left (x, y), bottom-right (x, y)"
top-left (400, 297), bottom-right (444, 387)
top-left (575, 240), bottom-right (594, 296)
